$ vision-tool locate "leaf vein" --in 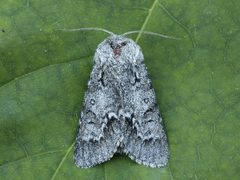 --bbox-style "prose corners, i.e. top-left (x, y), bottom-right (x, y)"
top-left (51, 142), bottom-right (75, 180)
